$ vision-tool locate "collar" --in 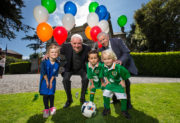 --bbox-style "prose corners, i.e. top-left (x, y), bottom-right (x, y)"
top-left (104, 62), bottom-right (116, 71)
top-left (88, 62), bottom-right (99, 70)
